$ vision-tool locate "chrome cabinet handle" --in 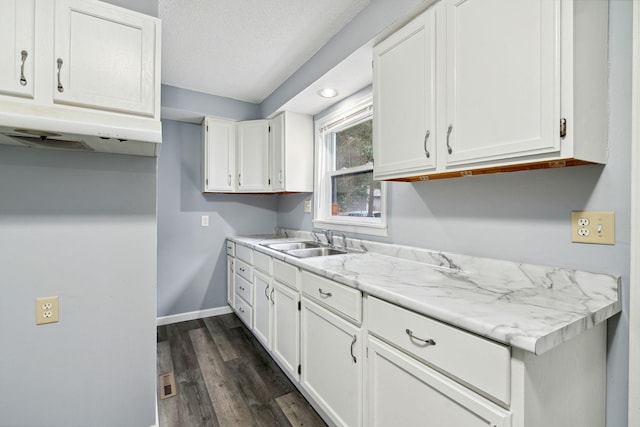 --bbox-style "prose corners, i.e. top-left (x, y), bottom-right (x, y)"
top-left (56, 58), bottom-right (64, 93)
top-left (423, 130), bottom-right (430, 158)
top-left (446, 124), bottom-right (453, 154)
top-left (270, 287), bottom-right (275, 303)
top-left (350, 335), bottom-right (357, 363)
top-left (228, 174), bottom-right (231, 185)
top-left (264, 284), bottom-right (270, 300)
top-left (20, 50), bottom-right (28, 86)
top-left (238, 173), bottom-right (241, 187)
top-left (278, 170), bottom-right (283, 183)
top-left (406, 329), bottom-right (436, 346)
top-left (318, 288), bottom-right (332, 298)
